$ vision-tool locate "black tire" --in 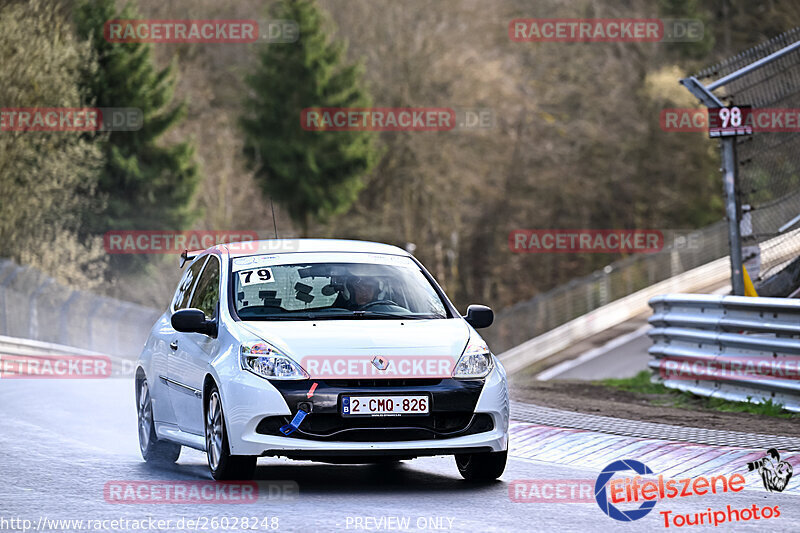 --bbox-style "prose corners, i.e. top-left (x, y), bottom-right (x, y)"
top-left (370, 459), bottom-right (403, 467)
top-left (205, 385), bottom-right (257, 481)
top-left (455, 450), bottom-right (507, 481)
top-left (137, 378), bottom-right (181, 464)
